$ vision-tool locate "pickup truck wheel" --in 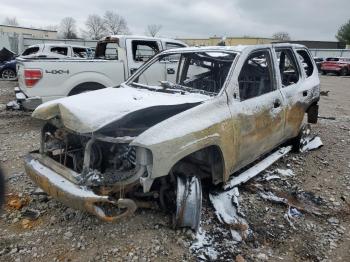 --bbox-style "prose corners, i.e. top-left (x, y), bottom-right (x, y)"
top-left (321, 70), bottom-right (327, 75)
top-left (173, 175), bottom-right (202, 231)
top-left (291, 123), bottom-right (311, 152)
top-left (1, 69), bottom-right (16, 80)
